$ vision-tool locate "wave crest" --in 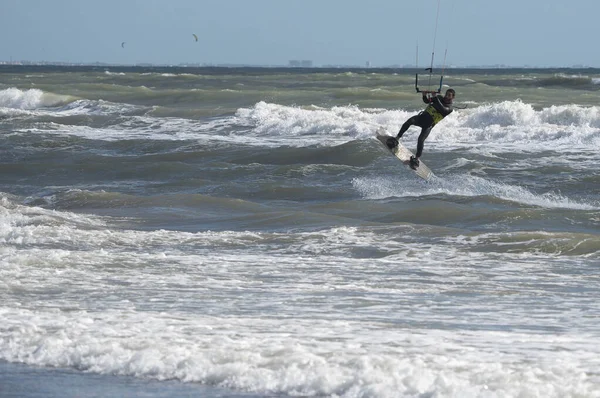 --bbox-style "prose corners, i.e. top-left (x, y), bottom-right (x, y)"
top-left (539, 104), bottom-right (600, 127)
top-left (0, 88), bottom-right (72, 110)
top-left (460, 100), bottom-right (538, 128)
